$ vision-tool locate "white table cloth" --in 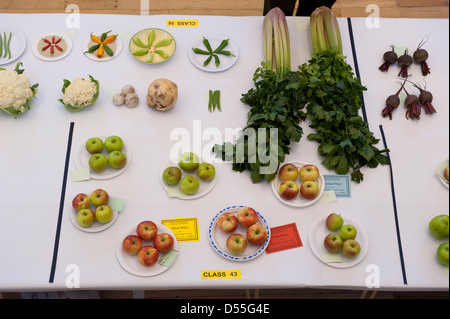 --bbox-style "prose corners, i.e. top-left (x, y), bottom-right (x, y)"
top-left (0, 13), bottom-right (448, 292)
